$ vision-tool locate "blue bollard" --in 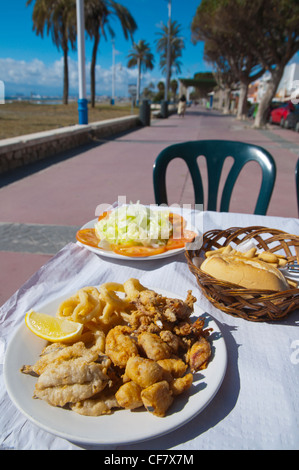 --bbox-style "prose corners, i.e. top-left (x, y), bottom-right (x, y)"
top-left (78, 98), bottom-right (88, 125)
